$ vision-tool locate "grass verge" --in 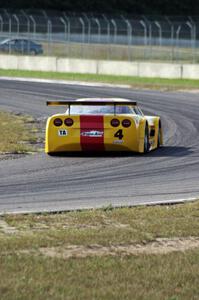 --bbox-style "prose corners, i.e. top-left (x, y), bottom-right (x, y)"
top-left (1, 201), bottom-right (199, 299)
top-left (0, 111), bottom-right (42, 154)
top-left (1, 69), bottom-right (199, 90)
top-left (42, 42), bottom-right (199, 62)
